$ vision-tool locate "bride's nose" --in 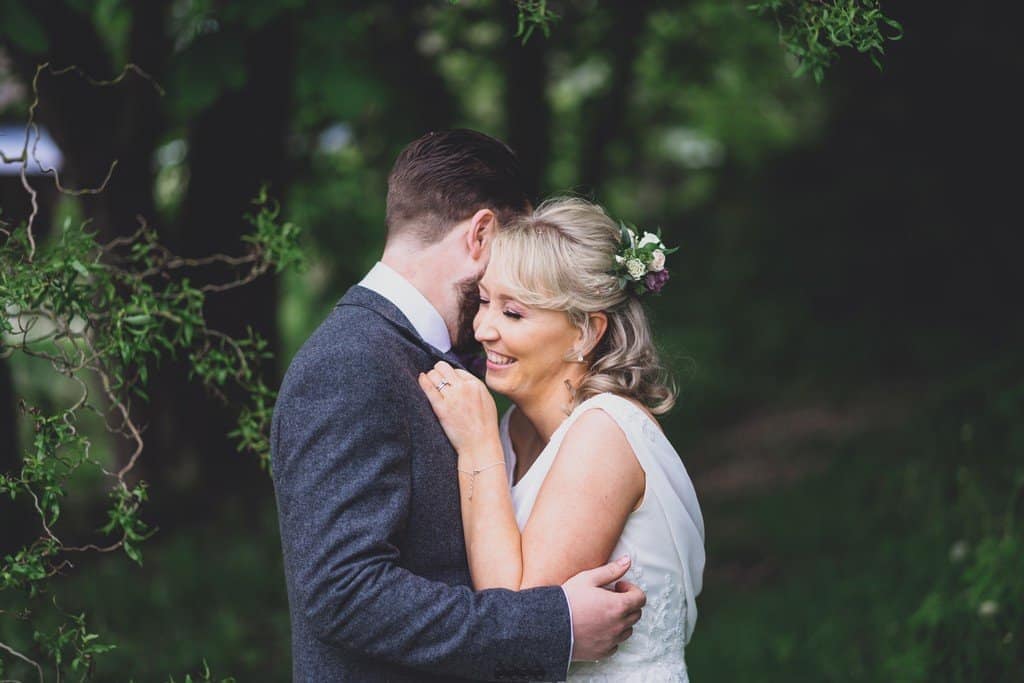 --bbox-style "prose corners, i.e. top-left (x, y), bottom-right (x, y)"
top-left (473, 309), bottom-right (499, 342)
